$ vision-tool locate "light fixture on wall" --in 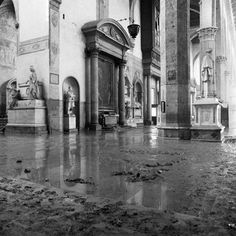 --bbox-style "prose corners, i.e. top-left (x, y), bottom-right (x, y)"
top-left (15, 22), bottom-right (19, 29)
top-left (127, 23), bottom-right (140, 39)
top-left (118, 17), bottom-right (140, 39)
top-left (127, 18), bottom-right (140, 39)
